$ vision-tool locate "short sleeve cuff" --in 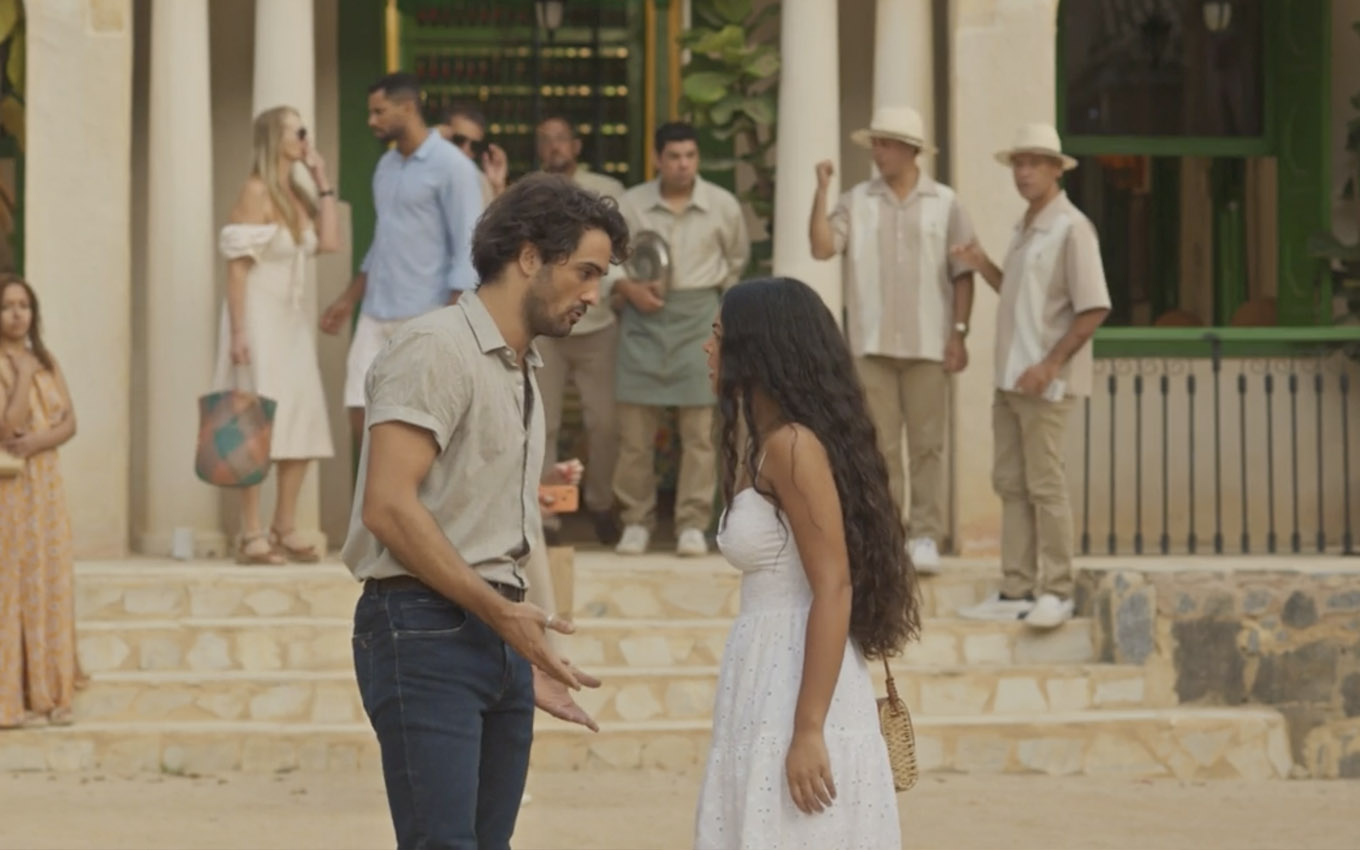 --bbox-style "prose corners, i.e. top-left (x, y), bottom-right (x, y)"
top-left (366, 405), bottom-right (452, 453)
